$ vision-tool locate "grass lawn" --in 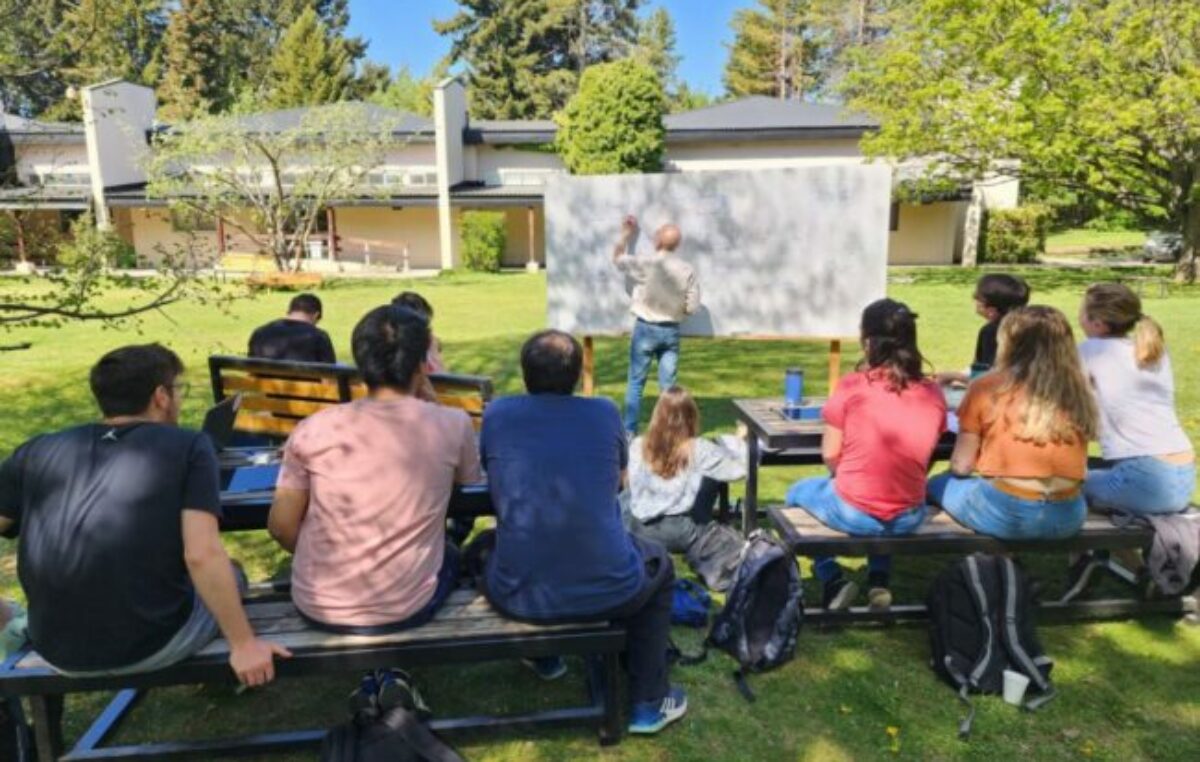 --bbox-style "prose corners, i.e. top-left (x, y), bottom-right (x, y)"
top-left (1046, 228), bottom-right (1148, 253)
top-left (1, 265), bottom-right (1198, 761)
